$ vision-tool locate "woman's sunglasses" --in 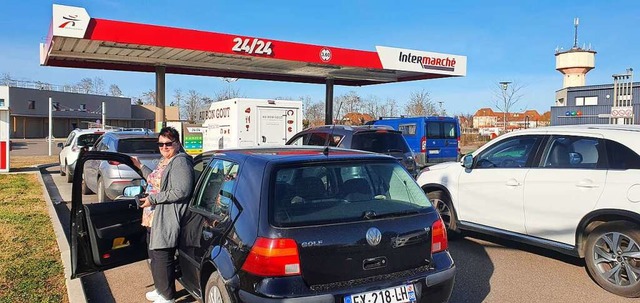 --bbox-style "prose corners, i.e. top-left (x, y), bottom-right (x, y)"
top-left (157, 141), bottom-right (175, 147)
